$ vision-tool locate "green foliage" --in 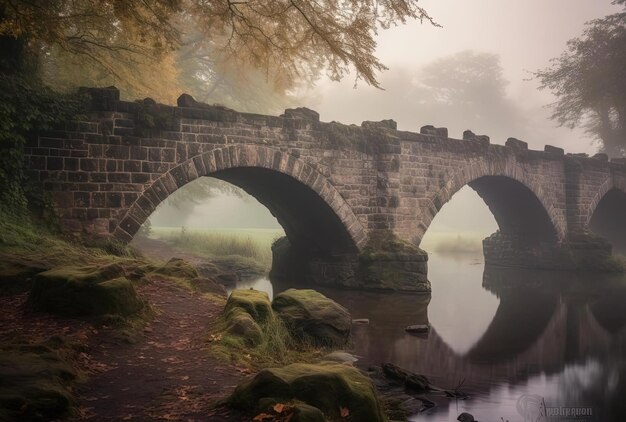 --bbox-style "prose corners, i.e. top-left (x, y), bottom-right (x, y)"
top-left (536, 6), bottom-right (626, 156)
top-left (0, 74), bottom-right (87, 218)
top-left (154, 227), bottom-right (277, 269)
top-left (211, 289), bottom-right (324, 369)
